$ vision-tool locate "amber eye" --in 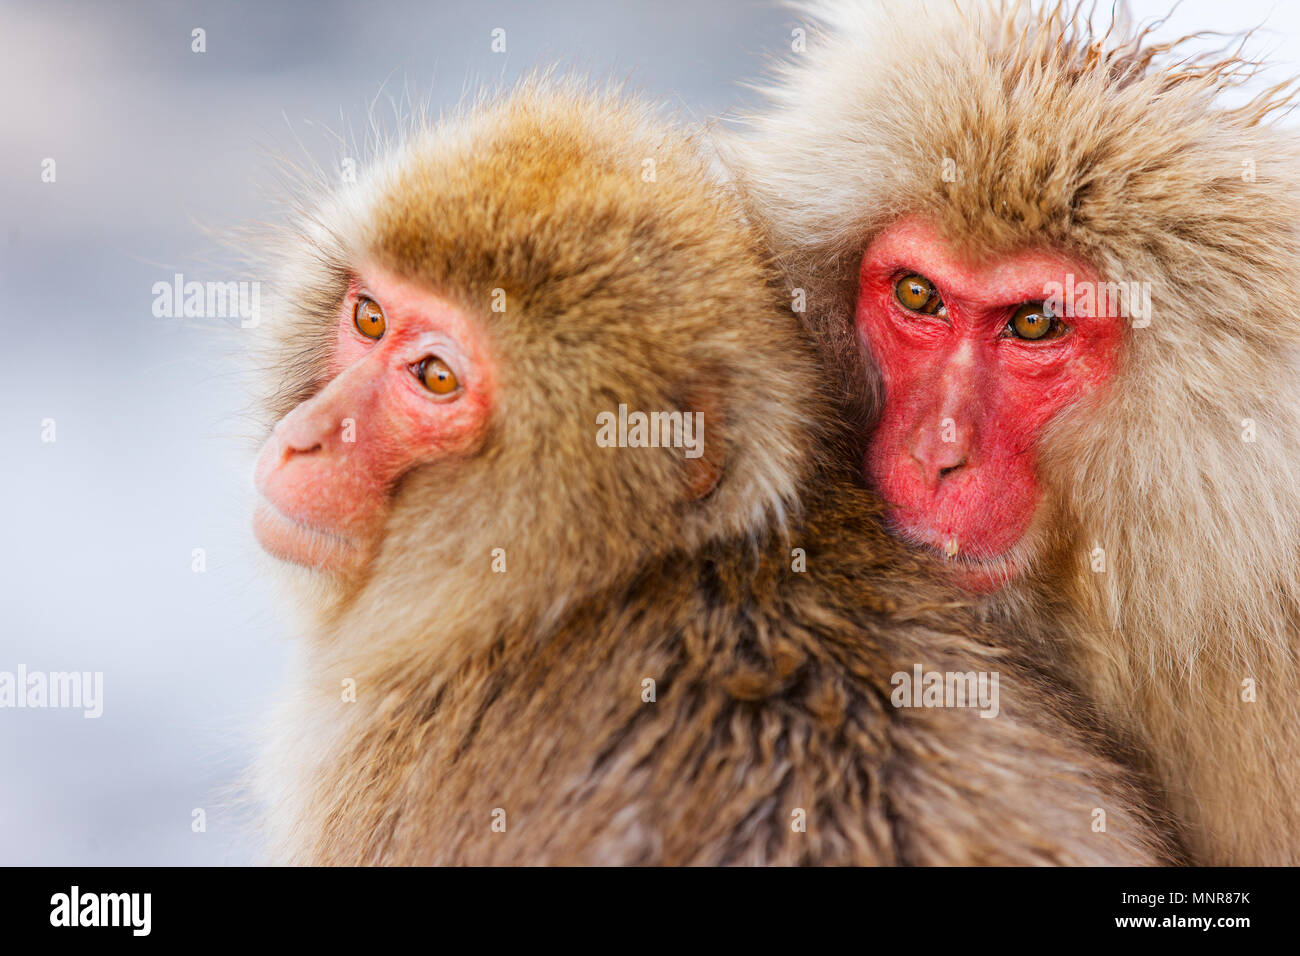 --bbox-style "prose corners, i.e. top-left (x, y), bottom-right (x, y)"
top-left (354, 296), bottom-right (386, 339)
top-left (894, 274), bottom-right (945, 315)
top-left (417, 356), bottom-right (460, 395)
top-left (1007, 302), bottom-right (1063, 341)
